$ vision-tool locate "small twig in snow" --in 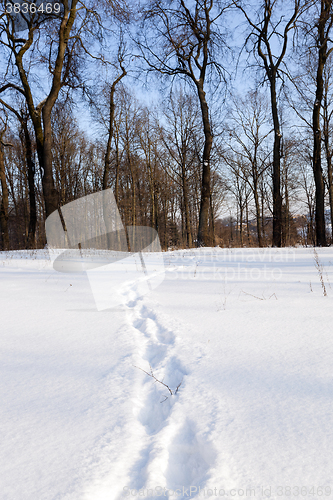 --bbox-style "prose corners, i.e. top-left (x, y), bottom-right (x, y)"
top-left (314, 249), bottom-right (327, 297)
top-left (240, 290), bottom-right (265, 300)
top-left (134, 364), bottom-right (182, 402)
top-left (175, 379), bottom-right (183, 394)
